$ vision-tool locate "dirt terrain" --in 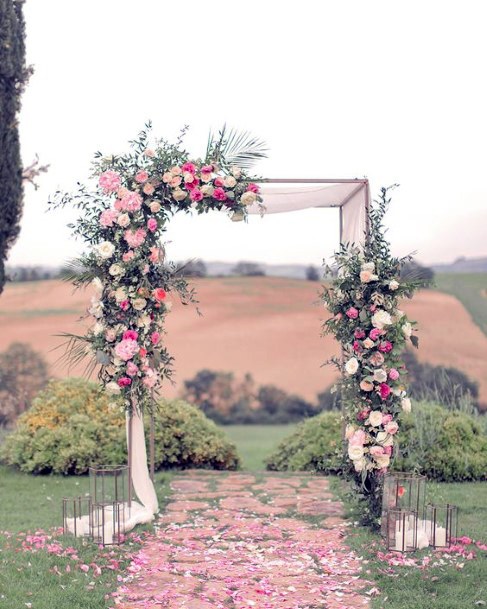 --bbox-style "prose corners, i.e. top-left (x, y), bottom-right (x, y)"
top-left (1, 277), bottom-right (486, 406)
